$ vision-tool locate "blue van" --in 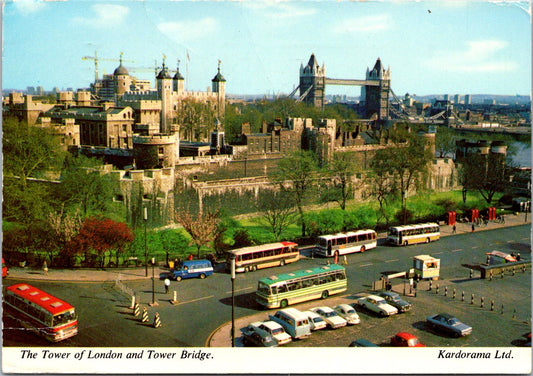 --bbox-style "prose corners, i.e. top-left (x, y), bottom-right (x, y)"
top-left (163, 260), bottom-right (214, 281)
